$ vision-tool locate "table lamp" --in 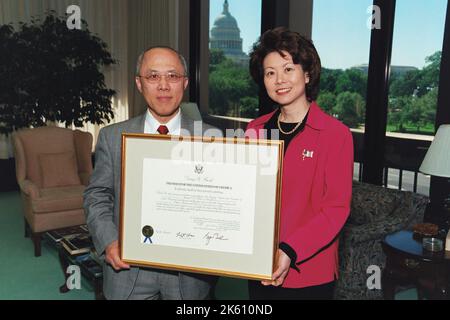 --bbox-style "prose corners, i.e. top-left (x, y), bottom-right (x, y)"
top-left (419, 124), bottom-right (450, 231)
